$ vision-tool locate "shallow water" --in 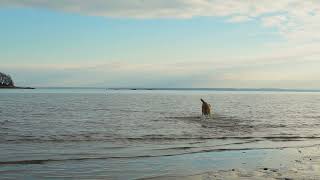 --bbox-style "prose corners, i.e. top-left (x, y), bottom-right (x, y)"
top-left (1, 88), bottom-right (320, 179)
